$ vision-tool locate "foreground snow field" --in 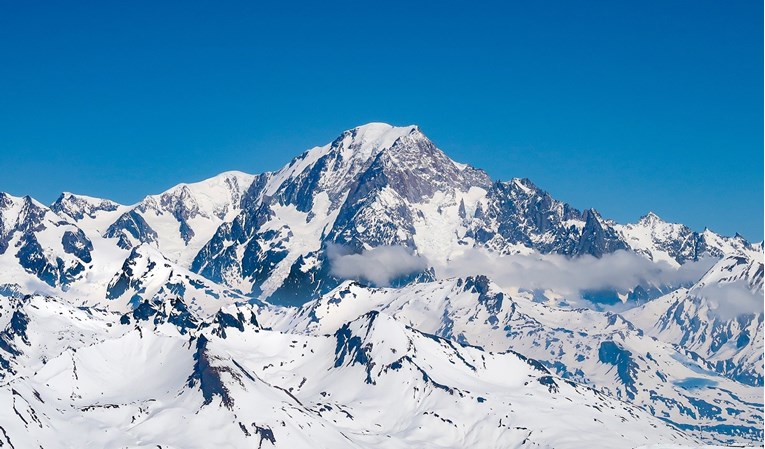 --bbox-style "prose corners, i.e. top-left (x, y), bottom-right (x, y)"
top-left (0, 294), bottom-right (703, 448)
